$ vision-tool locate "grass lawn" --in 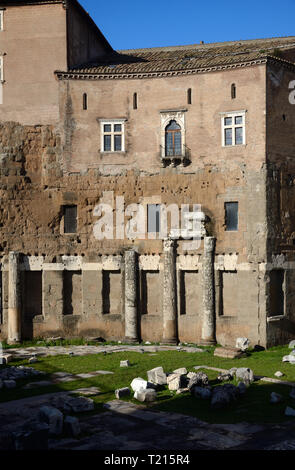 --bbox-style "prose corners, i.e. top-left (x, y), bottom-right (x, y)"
top-left (2, 344), bottom-right (295, 424)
